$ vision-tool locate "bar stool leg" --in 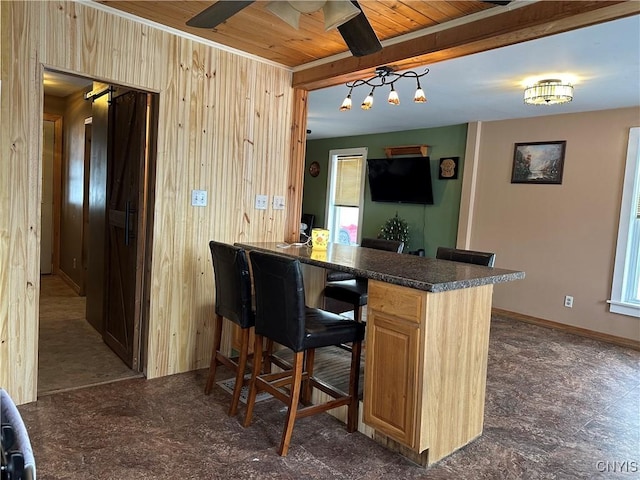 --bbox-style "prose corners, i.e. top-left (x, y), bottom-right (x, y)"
top-left (302, 349), bottom-right (315, 405)
top-left (347, 339), bottom-right (362, 433)
top-left (229, 327), bottom-right (250, 416)
top-left (354, 304), bottom-right (362, 323)
top-left (204, 314), bottom-right (224, 395)
top-left (263, 338), bottom-right (274, 373)
top-left (243, 334), bottom-right (264, 428)
top-left (278, 351), bottom-right (304, 456)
